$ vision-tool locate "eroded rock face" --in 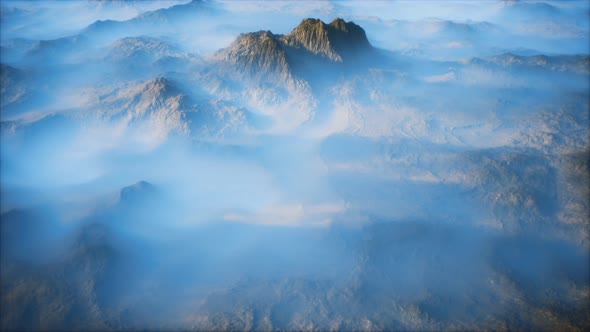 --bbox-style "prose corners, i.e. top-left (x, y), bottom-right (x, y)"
top-left (223, 31), bottom-right (292, 81)
top-left (219, 18), bottom-right (373, 81)
top-left (282, 18), bottom-right (372, 62)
